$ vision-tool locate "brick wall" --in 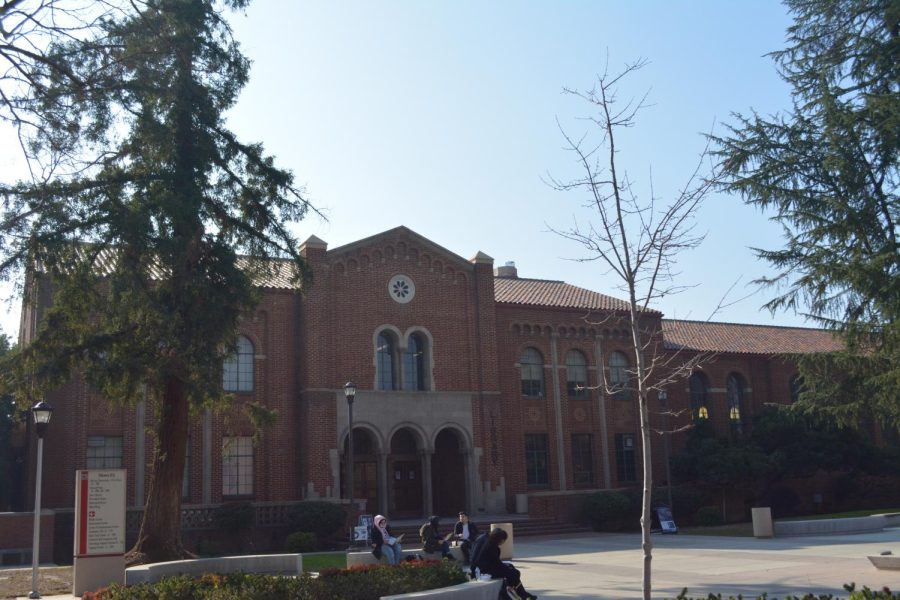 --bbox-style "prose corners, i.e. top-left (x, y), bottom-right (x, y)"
top-left (0, 511), bottom-right (55, 564)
